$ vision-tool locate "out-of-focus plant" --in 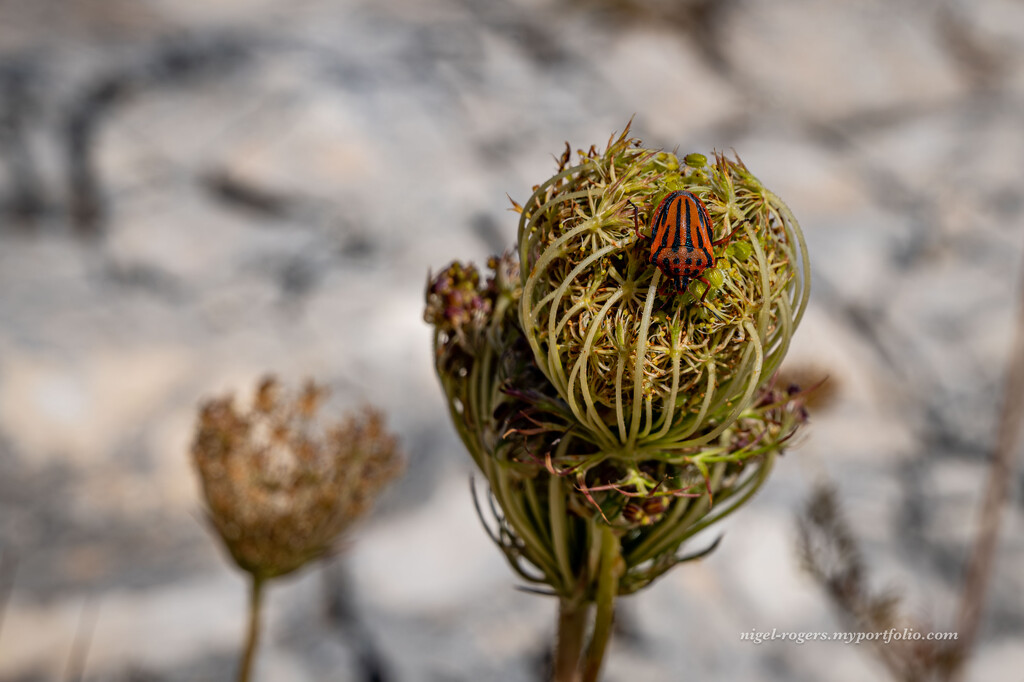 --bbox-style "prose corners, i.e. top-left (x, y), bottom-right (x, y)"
top-left (798, 484), bottom-right (961, 680)
top-left (425, 125), bottom-right (811, 681)
top-left (799, 245), bottom-right (1024, 682)
top-left (191, 377), bottom-right (403, 682)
